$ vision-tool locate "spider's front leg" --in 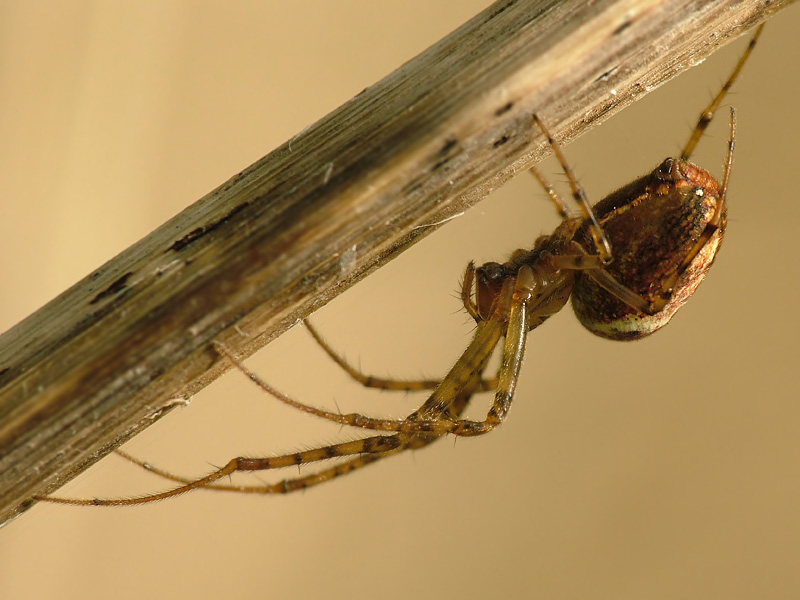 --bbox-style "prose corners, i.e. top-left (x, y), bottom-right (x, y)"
top-left (361, 264), bottom-right (537, 439)
top-left (441, 264), bottom-right (536, 436)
